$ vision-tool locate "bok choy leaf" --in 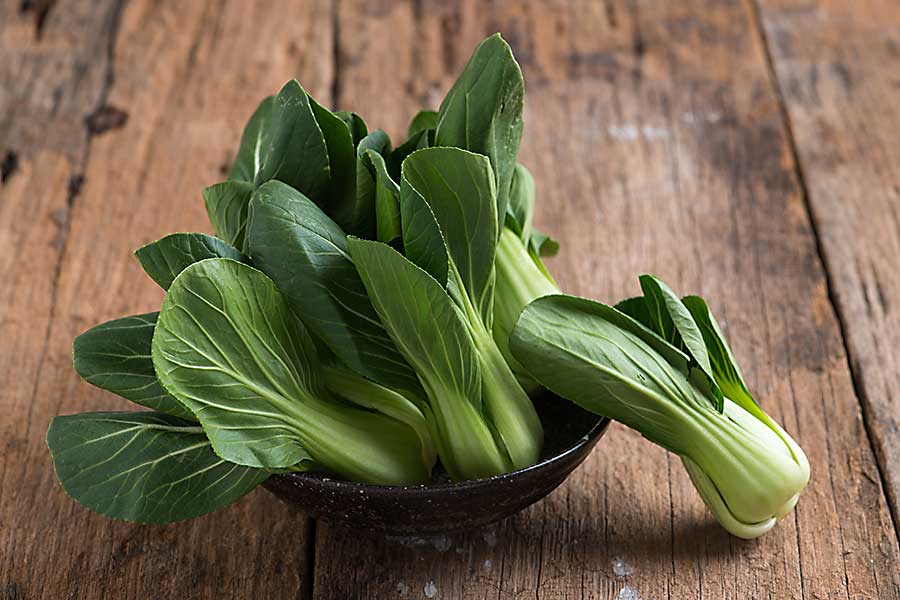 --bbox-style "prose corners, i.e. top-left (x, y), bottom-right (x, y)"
top-left (47, 412), bottom-right (269, 524)
top-left (151, 258), bottom-right (432, 484)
